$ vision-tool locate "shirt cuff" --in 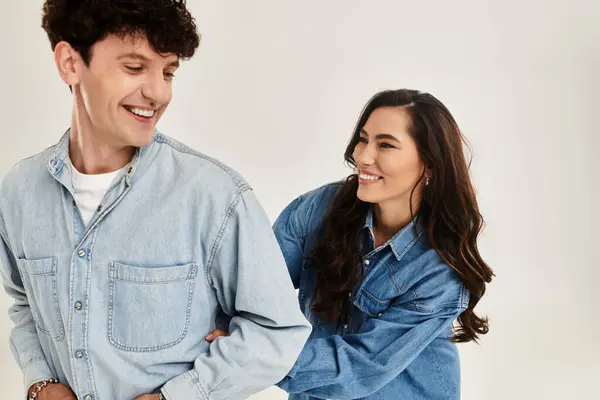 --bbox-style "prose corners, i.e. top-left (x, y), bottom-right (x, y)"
top-left (162, 370), bottom-right (209, 400)
top-left (23, 358), bottom-right (54, 399)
